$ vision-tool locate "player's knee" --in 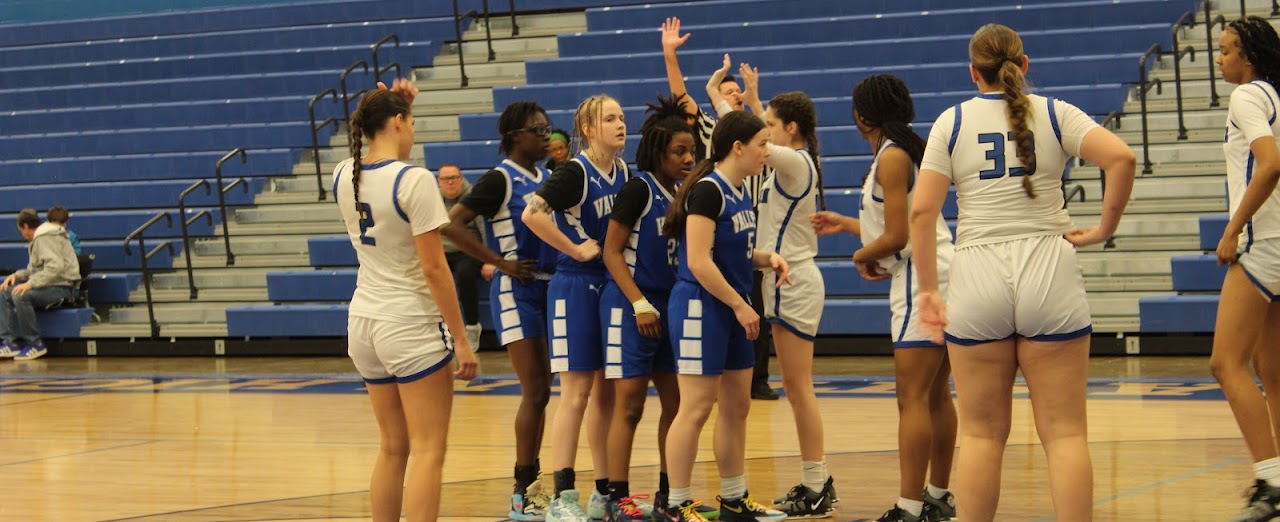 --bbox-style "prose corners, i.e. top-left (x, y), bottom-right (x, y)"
top-left (620, 395), bottom-right (646, 427)
top-left (1210, 352), bottom-right (1249, 382)
top-left (379, 433), bottom-right (410, 460)
top-left (523, 383), bottom-right (552, 410)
